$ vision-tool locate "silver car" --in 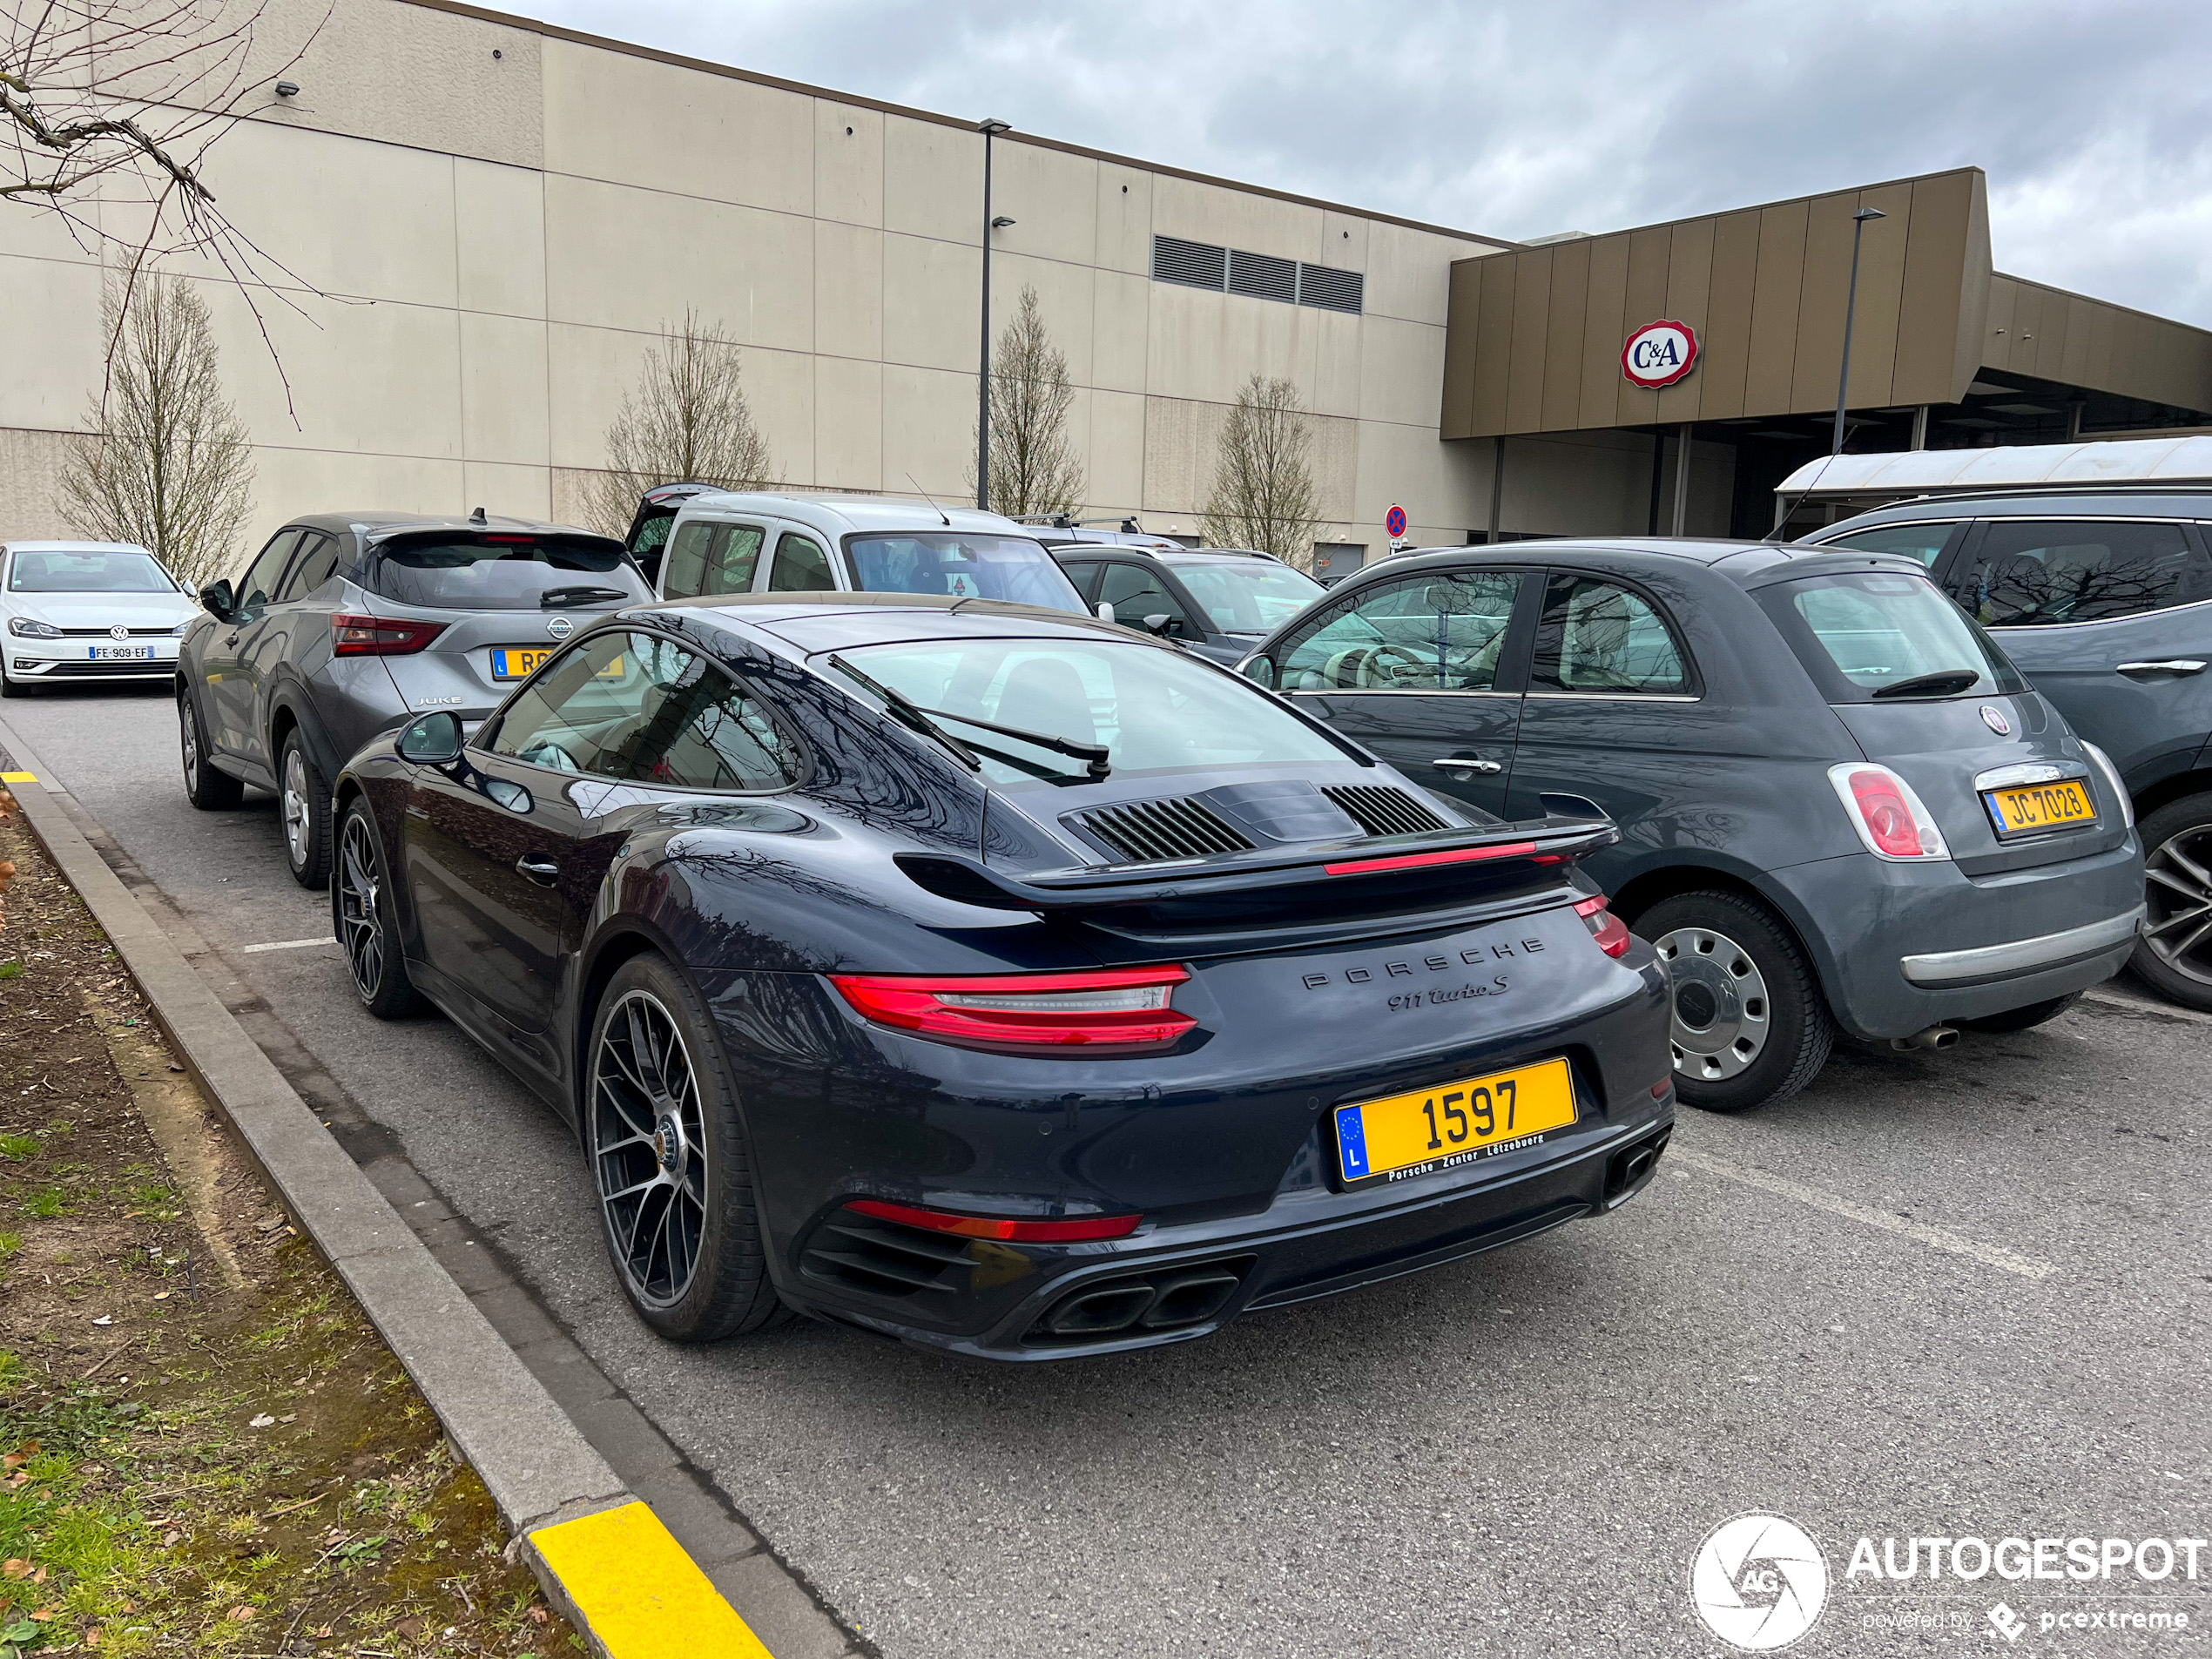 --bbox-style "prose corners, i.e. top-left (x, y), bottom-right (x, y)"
top-left (177, 511), bottom-right (650, 887)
